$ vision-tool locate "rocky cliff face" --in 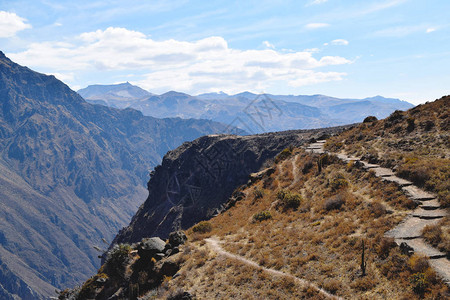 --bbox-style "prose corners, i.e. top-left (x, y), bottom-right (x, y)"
top-left (0, 51), bottom-right (230, 299)
top-left (113, 127), bottom-right (349, 245)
